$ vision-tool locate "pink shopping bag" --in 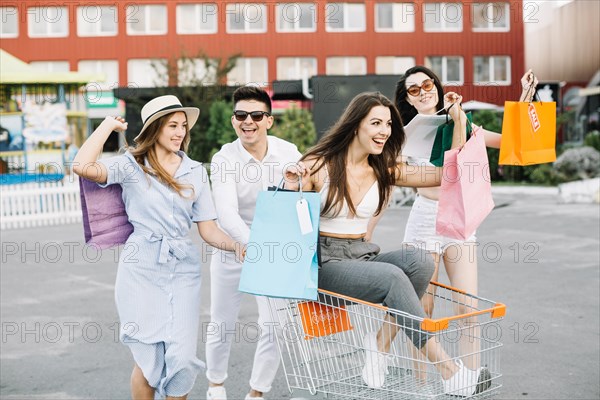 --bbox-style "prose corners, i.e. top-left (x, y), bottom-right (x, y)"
top-left (79, 177), bottom-right (133, 249)
top-left (436, 126), bottom-right (495, 240)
